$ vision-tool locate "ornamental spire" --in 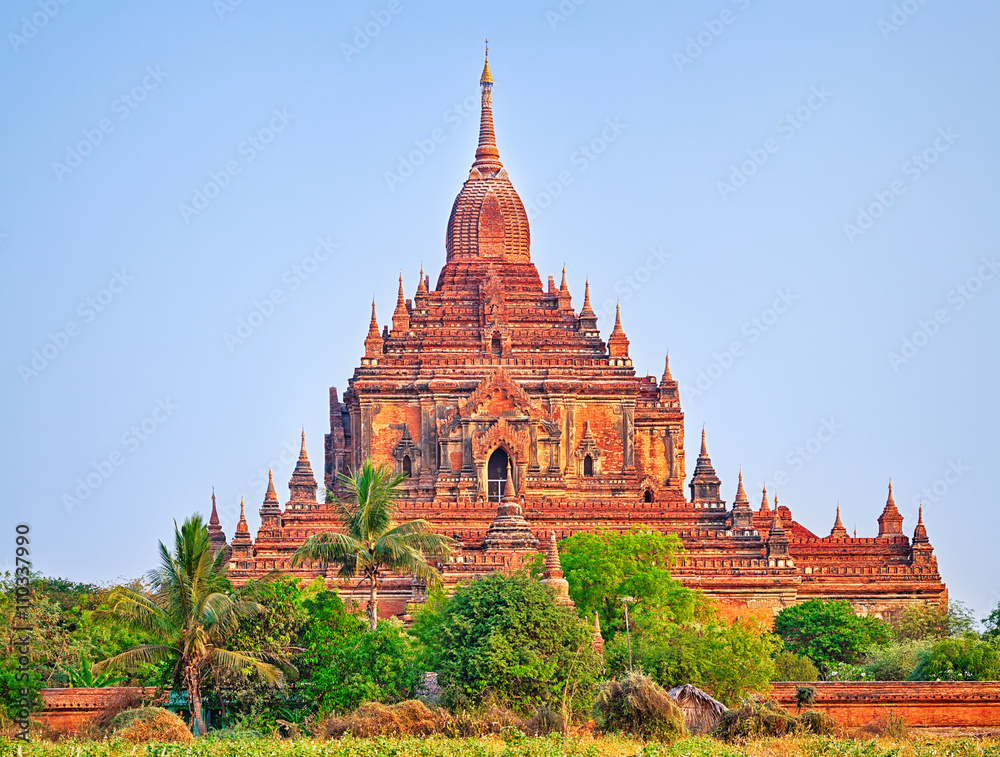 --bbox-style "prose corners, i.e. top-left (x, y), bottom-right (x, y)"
top-left (734, 470), bottom-right (748, 505)
top-left (580, 279), bottom-right (595, 315)
top-left (913, 505), bottom-right (930, 544)
top-left (760, 485), bottom-right (771, 514)
top-left (662, 352), bottom-right (673, 383)
top-left (607, 302), bottom-right (630, 359)
top-left (392, 275), bottom-right (410, 332)
top-left (877, 479), bottom-right (904, 537)
top-left (417, 265), bottom-right (427, 293)
top-left (474, 41), bottom-right (502, 173)
top-left (236, 498), bottom-right (249, 533)
top-left (830, 505), bottom-right (848, 538)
